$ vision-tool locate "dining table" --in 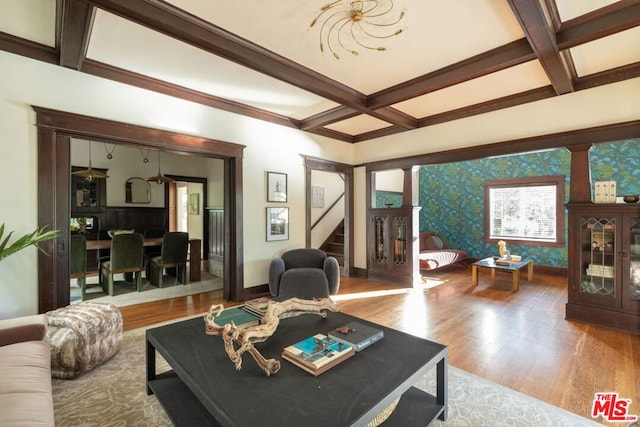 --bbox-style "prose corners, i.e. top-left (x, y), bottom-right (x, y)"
top-left (86, 237), bottom-right (202, 282)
